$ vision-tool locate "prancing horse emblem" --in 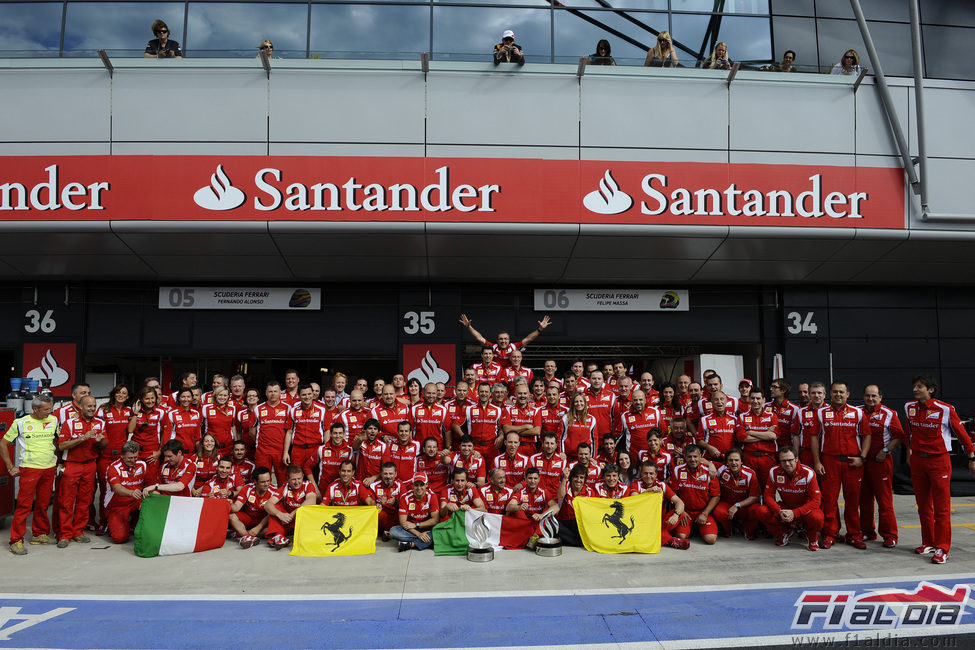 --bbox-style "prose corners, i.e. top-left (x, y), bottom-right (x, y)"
top-left (602, 501), bottom-right (635, 544)
top-left (321, 513), bottom-right (353, 552)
